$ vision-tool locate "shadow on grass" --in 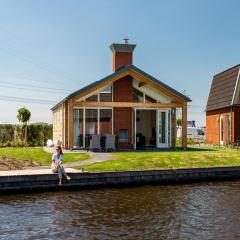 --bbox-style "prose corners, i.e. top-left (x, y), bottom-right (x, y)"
top-left (113, 147), bottom-right (219, 153)
top-left (184, 147), bottom-right (218, 152)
